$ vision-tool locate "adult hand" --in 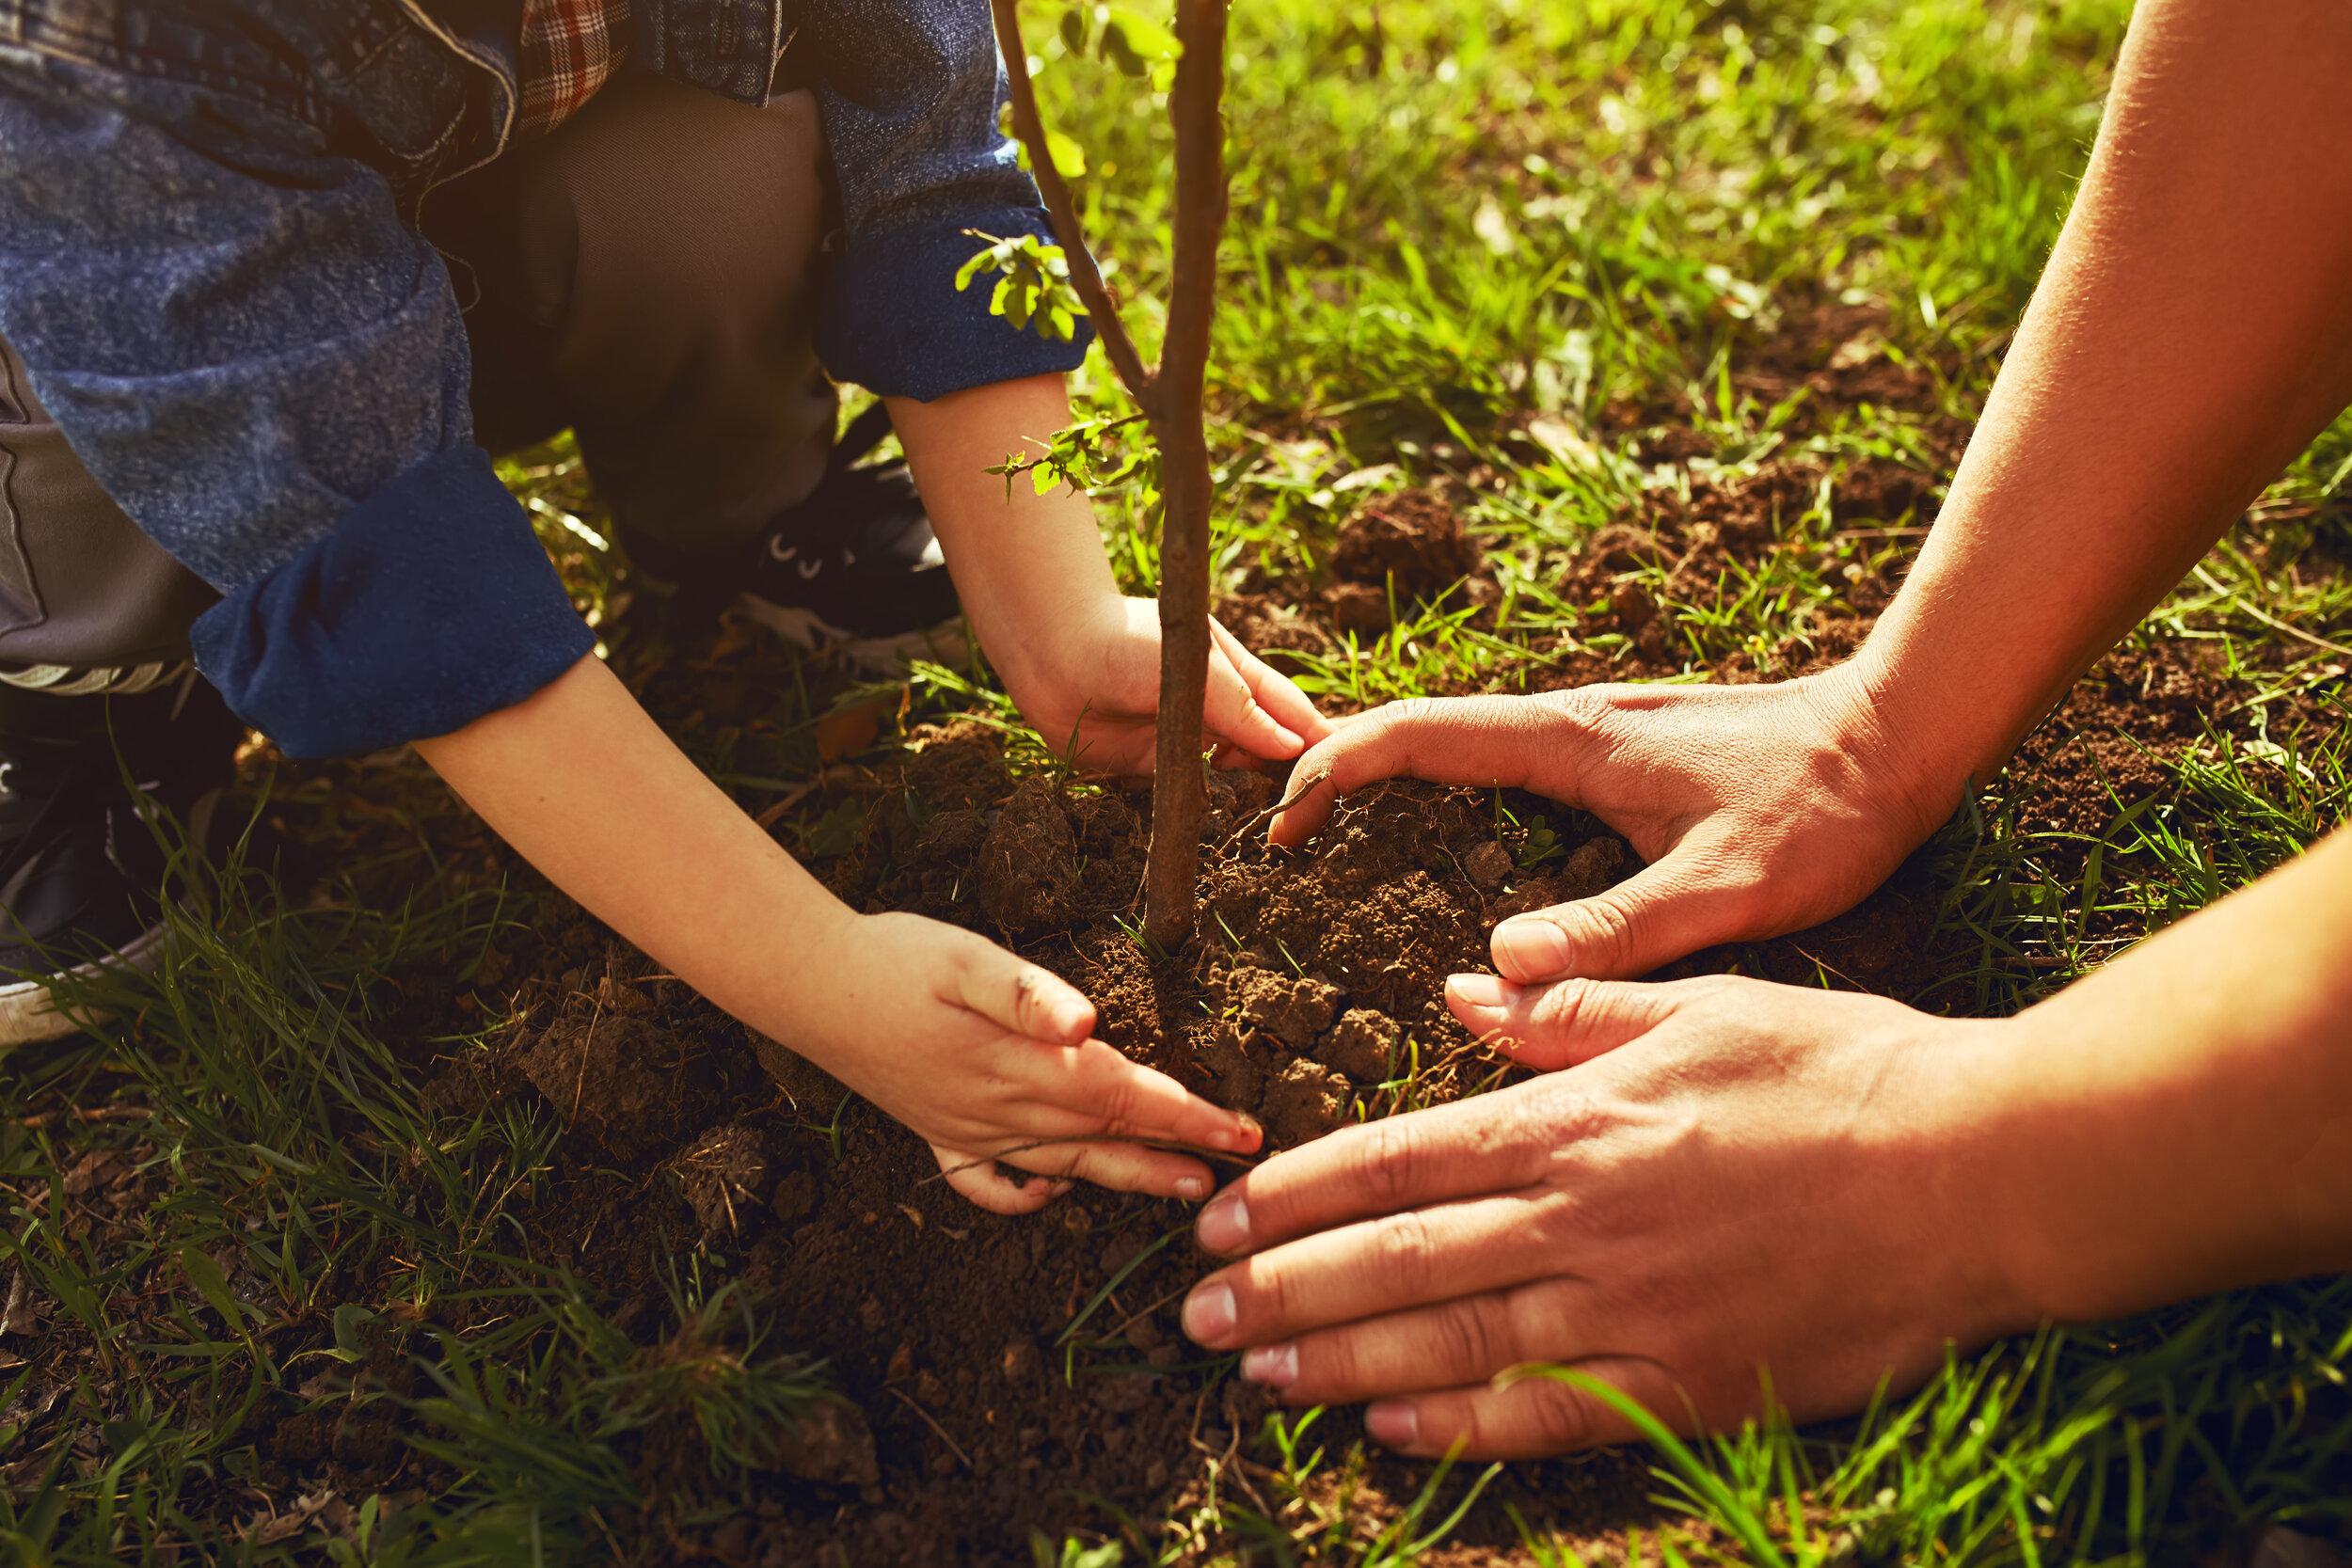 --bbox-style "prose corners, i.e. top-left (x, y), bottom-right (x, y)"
top-left (1266, 671), bottom-right (1956, 983)
top-left (1176, 972), bottom-right (2037, 1457)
